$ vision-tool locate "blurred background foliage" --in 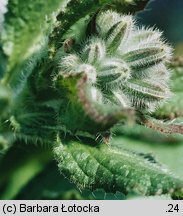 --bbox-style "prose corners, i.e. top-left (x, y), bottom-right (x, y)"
top-left (0, 0), bottom-right (183, 200)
